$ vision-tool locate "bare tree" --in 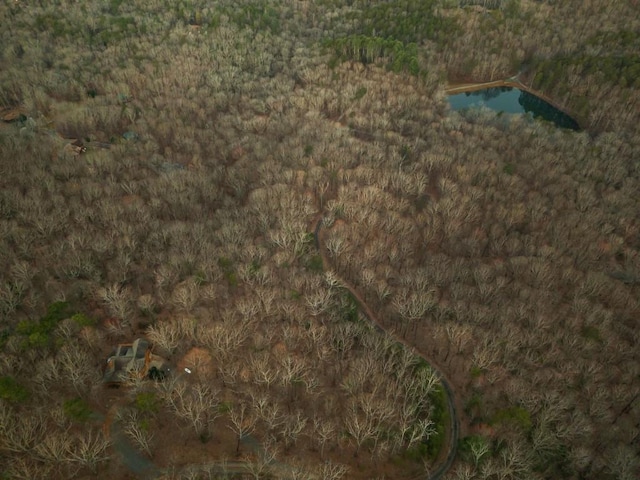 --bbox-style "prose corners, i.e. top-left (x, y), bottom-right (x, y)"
top-left (33, 430), bottom-right (73, 465)
top-left (344, 404), bottom-right (376, 458)
top-left (171, 280), bottom-right (200, 314)
top-left (313, 417), bottom-right (336, 459)
top-left (251, 353), bottom-right (279, 389)
top-left (392, 289), bottom-right (437, 334)
top-left (5, 456), bottom-right (51, 480)
top-left (57, 342), bottom-right (99, 395)
top-left (319, 460), bottom-right (348, 480)
top-left (0, 408), bottom-right (45, 453)
top-left (249, 392), bottom-right (280, 436)
top-left (96, 283), bottom-right (133, 324)
top-left (452, 465), bottom-right (475, 480)
top-left (444, 322), bottom-right (472, 361)
top-left (242, 439), bottom-right (279, 480)
top-left (607, 445), bottom-right (639, 480)
top-left (279, 354), bottom-right (308, 404)
top-left (173, 383), bottom-right (222, 440)
top-left (306, 289), bottom-right (333, 316)
top-left (326, 236), bottom-right (346, 258)
top-left (281, 411), bottom-right (307, 452)
top-left (228, 403), bottom-right (257, 456)
top-left (0, 281), bottom-right (24, 318)
top-left (202, 319), bottom-right (248, 363)
top-left (468, 435), bottom-right (491, 467)
top-left (67, 430), bottom-right (111, 473)
top-left (122, 410), bottom-right (155, 456)
top-left (147, 320), bottom-right (182, 356)
top-left (219, 360), bottom-right (242, 388)
top-left (137, 294), bottom-right (157, 317)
